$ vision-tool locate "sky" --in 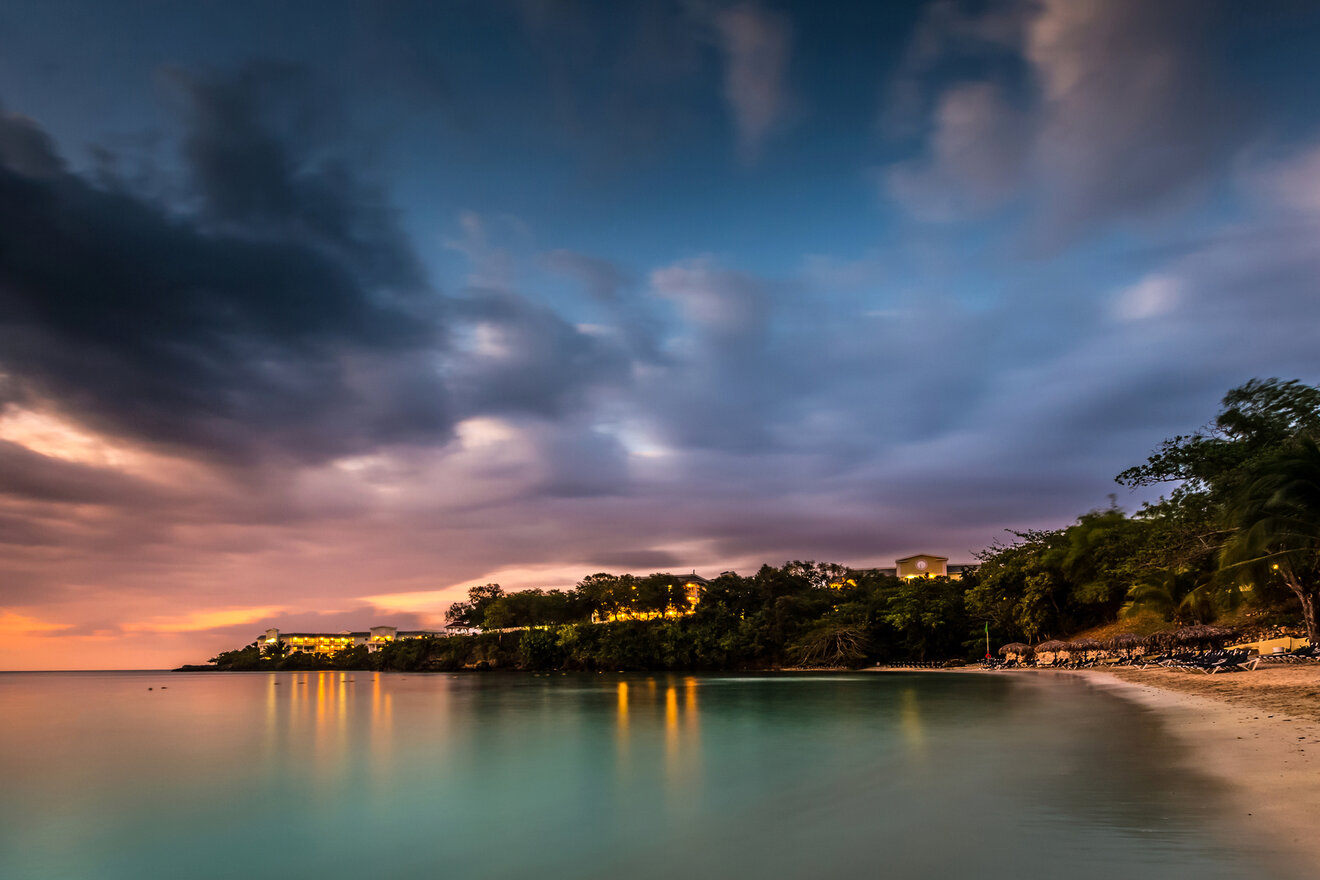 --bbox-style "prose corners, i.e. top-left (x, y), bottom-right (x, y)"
top-left (2, 0), bottom-right (1320, 669)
